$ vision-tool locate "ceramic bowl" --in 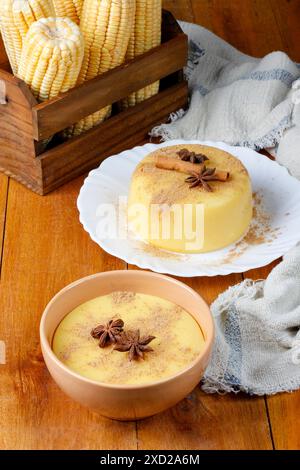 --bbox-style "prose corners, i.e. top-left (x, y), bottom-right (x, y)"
top-left (40, 270), bottom-right (214, 420)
